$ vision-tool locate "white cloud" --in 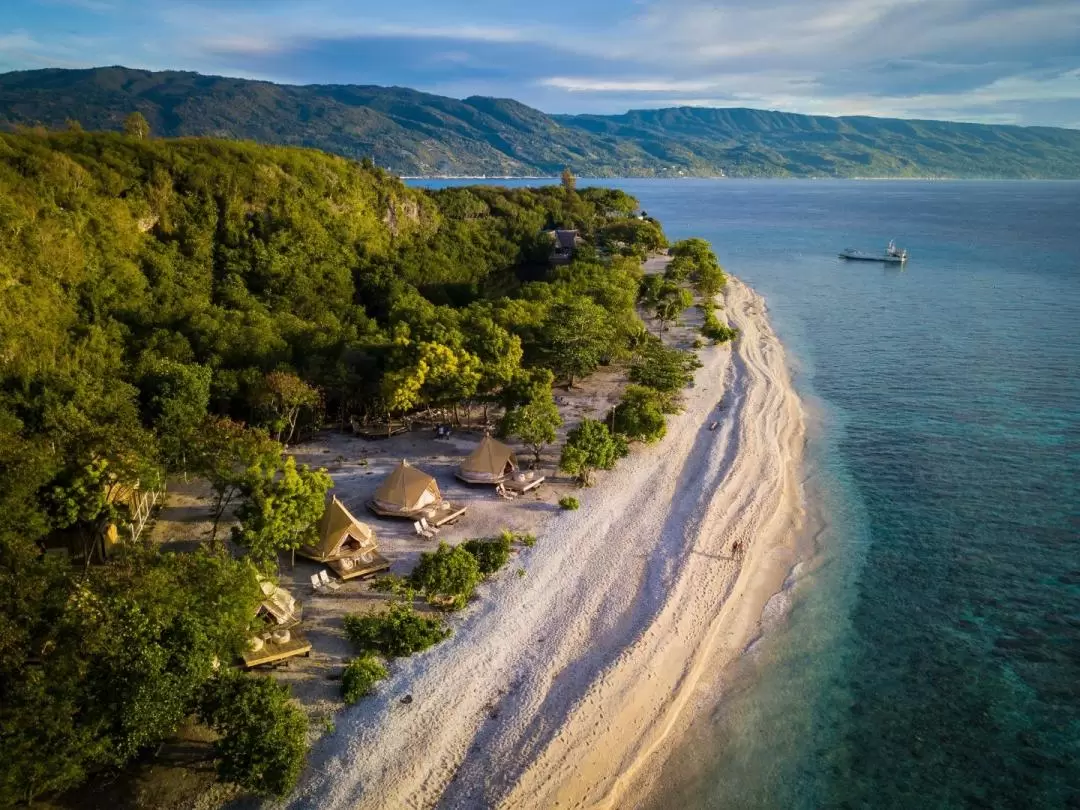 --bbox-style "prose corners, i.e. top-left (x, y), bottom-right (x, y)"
top-left (541, 77), bottom-right (718, 93)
